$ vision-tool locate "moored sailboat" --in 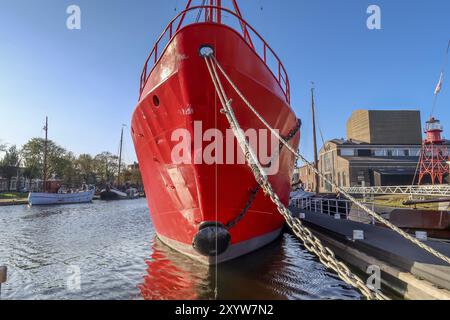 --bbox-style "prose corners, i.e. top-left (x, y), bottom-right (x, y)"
top-left (28, 117), bottom-right (95, 206)
top-left (99, 125), bottom-right (140, 200)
